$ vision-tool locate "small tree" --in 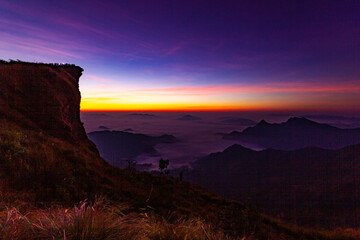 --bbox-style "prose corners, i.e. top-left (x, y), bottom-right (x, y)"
top-left (159, 158), bottom-right (170, 175)
top-left (125, 159), bottom-right (137, 173)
